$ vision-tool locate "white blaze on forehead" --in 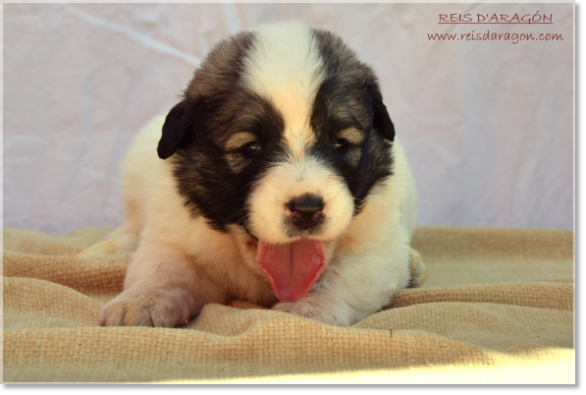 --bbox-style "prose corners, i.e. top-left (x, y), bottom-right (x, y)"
top-left (243, 22), bottom-right (325, 158)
